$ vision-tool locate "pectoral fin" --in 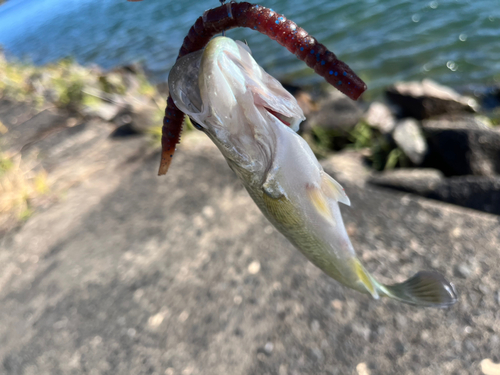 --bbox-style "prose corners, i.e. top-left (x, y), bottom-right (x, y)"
top-left (262, 166), bottom-right (285, 199)
top-left (321, 172), bottom-right (350, 206)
